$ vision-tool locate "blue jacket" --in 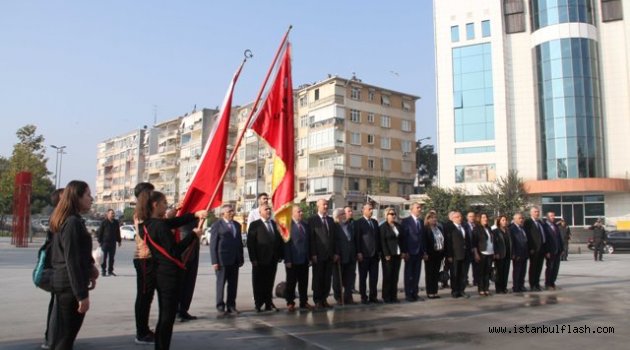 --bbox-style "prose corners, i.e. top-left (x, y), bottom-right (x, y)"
top-left (509, 223), bottom-right (528, 259)
top-left (400, 215), bottom-right (425, 256)
top-left (284, 220), bottom-right (310, 265)
top-left (210, 219), bottom-right (244, 267)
